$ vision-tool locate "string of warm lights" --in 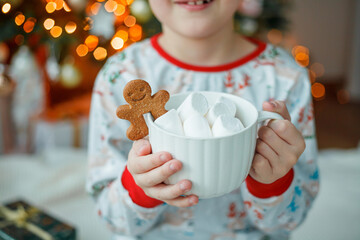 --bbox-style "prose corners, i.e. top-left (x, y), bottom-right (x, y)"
top-left (1, 0), bottom-right (143, 62)
top-left (293, 45), bottom-right (327, 101)
top-left (293, 45), bottom-right (349, 104)
top-left (267, 28), bottom-right (333, 103)
top-left (266, 27), bottom-right (351, 104)
top-left (1, 3), bottom-right (11, 13)
top-left (82, 0), bottom-right (142, 60)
